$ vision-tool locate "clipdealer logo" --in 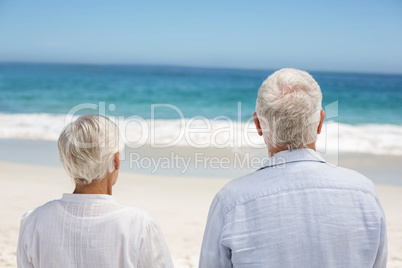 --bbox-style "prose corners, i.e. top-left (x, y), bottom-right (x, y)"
top-left (63, 101), bottom-right (339, 167)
